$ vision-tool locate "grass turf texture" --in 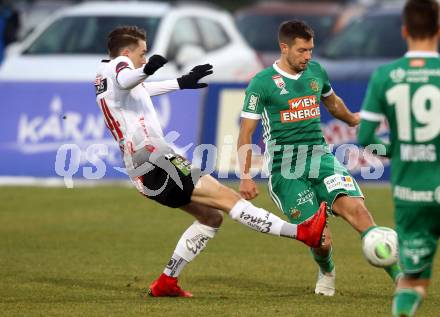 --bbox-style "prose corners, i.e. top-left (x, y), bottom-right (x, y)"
top-left (1, 184), bottom-right (439, 317)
